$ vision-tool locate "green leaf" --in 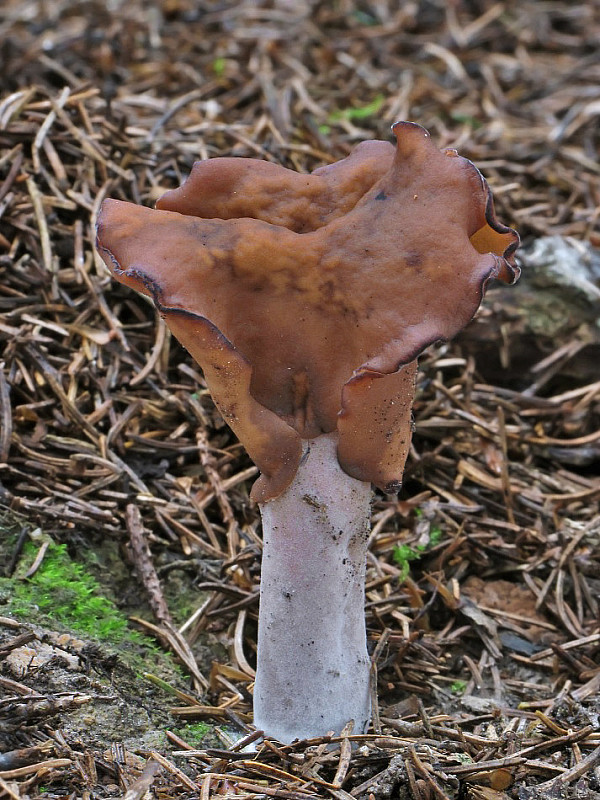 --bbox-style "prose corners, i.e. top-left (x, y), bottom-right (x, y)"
top-left (450, 112), bottom-right (483, 129)
top-left (392, 544), bottom-right (421, 565)
top-left (329, 94), bottom-right (385, 123)
top-left (212, 57), bottom-right (226, 77)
